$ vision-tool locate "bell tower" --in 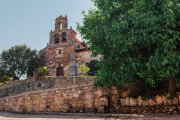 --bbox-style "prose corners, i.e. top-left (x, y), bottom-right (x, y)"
top-left (55, 15), bottom-right (68, 31)
top-left (49, 15), bottom-right (69, 47)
